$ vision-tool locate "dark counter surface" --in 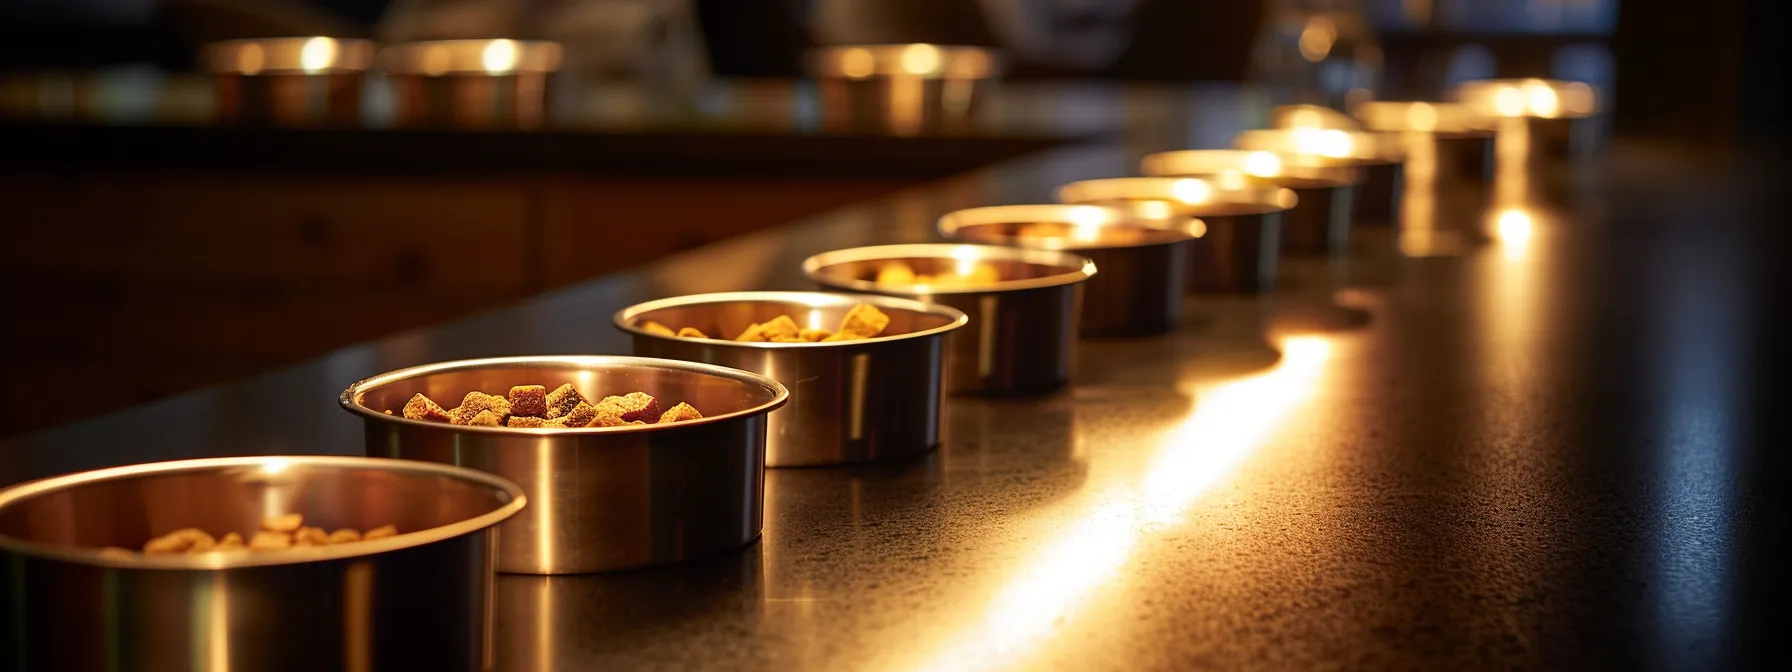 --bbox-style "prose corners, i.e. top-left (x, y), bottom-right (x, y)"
top-left (4, 83), bottom-right (1787, 670)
